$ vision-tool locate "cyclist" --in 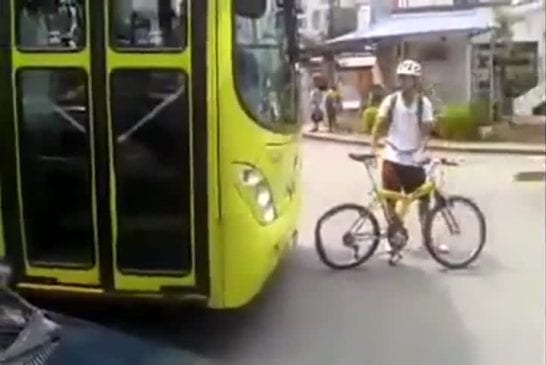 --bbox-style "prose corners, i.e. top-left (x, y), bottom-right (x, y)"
top-left (371, 59), bottom-right (449, 253)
